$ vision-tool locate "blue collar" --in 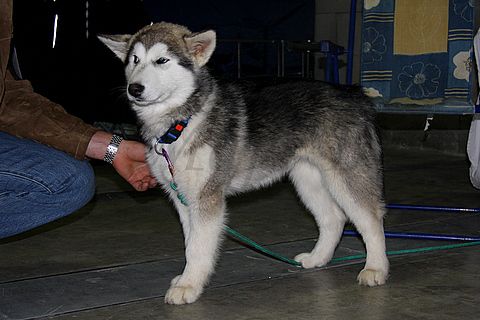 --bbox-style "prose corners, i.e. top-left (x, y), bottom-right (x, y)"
top-left (154, 118), bottom-right (190, 155)
top-left (157, 118), bottom-right (190, 144)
